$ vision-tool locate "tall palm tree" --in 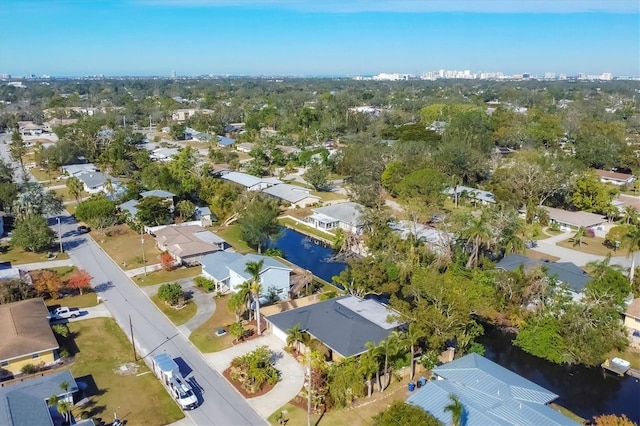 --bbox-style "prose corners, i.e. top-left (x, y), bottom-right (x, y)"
top-left (622, 225), bottom-right (640, 281)
top-left (464, 214), bottom-right (492, 268)
top-left (378, 331), bottom-right (401, 392)
top-left (245, 260), bottom-right (264, 335)
top-left (403, 323), bottom-right (425, 380)
top-left (365, 341), bottom-right (383, 392)
top-left (227, 291), bottom-right (246, 321)
top-left (358, 350), bottom-right (378, 397)
top-left (571, 226), bottom-right (587, 247)
top-left (444, 394), bottom-right (464, 426)
top-left (586, 253), bottom-right (623, 280)
top-left (621, 206), bottom-right (637, 225)
top-left (286, 323), bottom-right (309, 353)
top-left (104, 178), bottom-right (115, 199)
top-left (57, 400), bottom-right (72, 424)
